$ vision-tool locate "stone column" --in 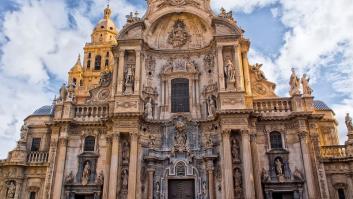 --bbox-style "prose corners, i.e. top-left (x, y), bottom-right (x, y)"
top-left (108, 133), bottom-right (120, 199)
top-left (221, 129), bottom-right (234, 198)
top-left (241, 51), bottom-right (252, 96)
top-left (241, 130), bottom-right (255, 199)
top-left (134, 50), bottom-right (141, 95)
top-left (250, 133), bottom-right (263, 199)
top-left (14, 180), bottom-right (23, 199)
top-left (116, 50), bottom-right (125, 95)
top-left (111, 53), bottom-right (119, 96)
top-left (52, 137), bottom-right (68, 199)
top-left (206, 159), bottom-right (216, 199)
top-left (299, 131), bottom-right (317, 199)
top-left (102, 135), bottom-right (112, 199)
top-left (234, 44), bottom-right (244, 91)
top-left (127, 132), bottom-right (139, 199)
top-left (147, 166), bottom-right (155, 199)
top-left (217, 45), bottom-right (226, 91)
